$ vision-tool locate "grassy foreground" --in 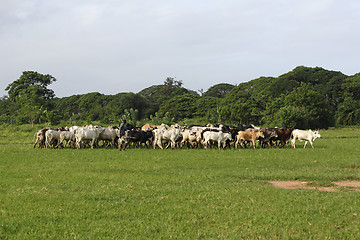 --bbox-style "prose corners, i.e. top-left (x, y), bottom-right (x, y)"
top-left (0, 125), bottom-right (360, 239)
